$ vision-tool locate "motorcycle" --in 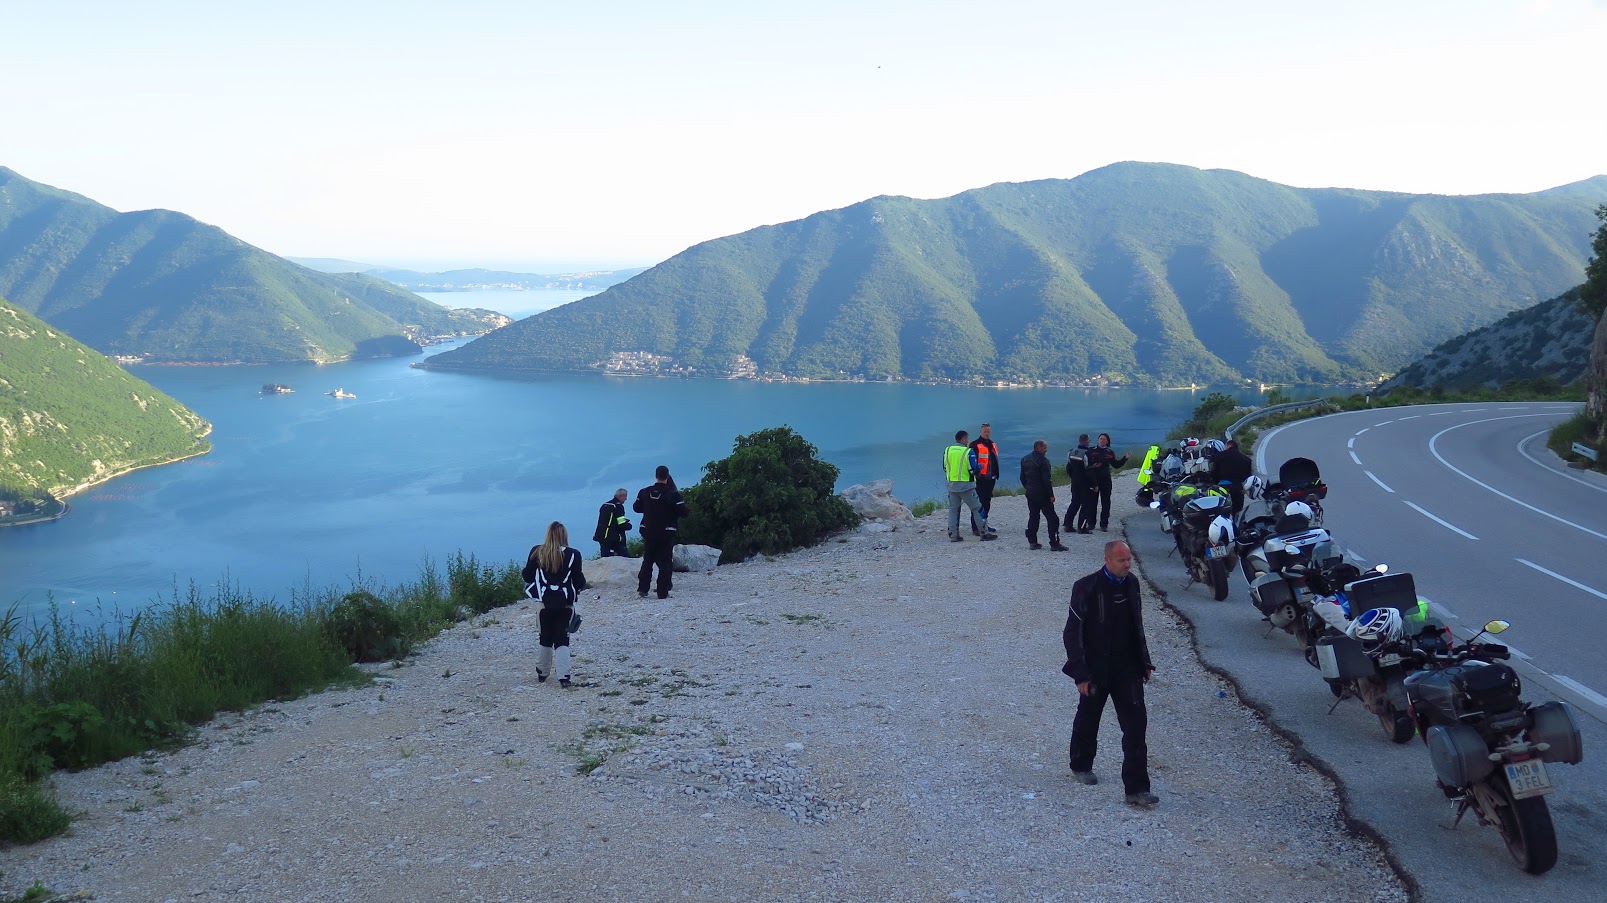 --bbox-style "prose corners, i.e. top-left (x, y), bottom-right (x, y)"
top-left (1149, 476), bottom-right (1235, 601)
top-left (1402, 619), bottom-right (1584, 874)
top-left (1314, 569), bottom-right (1444, 743)
top-left (1239, 516), bottom-right (1339, 653)
top-left (1267, 456), bottom-right (1327, 526)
